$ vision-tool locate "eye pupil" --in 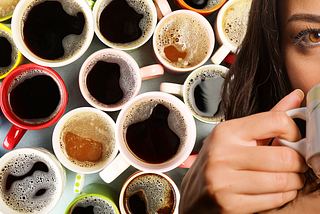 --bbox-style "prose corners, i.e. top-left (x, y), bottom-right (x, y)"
top-left (309, 32), bottom-right (320, 42)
